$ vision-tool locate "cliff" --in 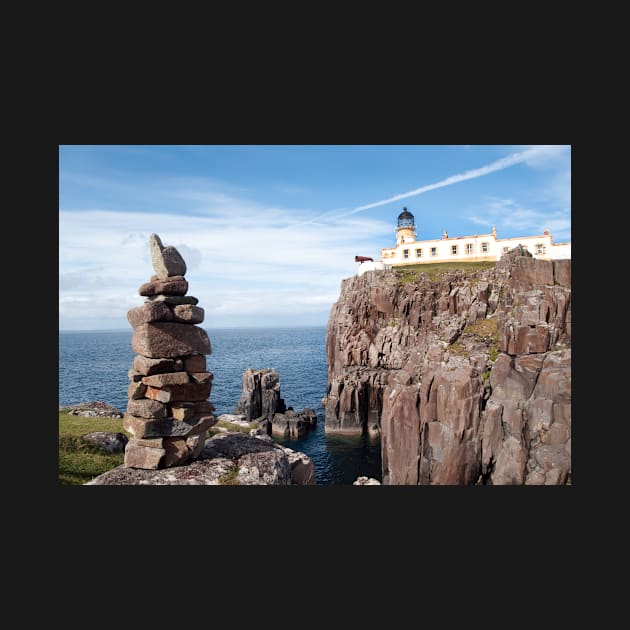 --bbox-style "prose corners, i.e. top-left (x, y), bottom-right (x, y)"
top-left (324, 248), bottom-right (571, 485)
